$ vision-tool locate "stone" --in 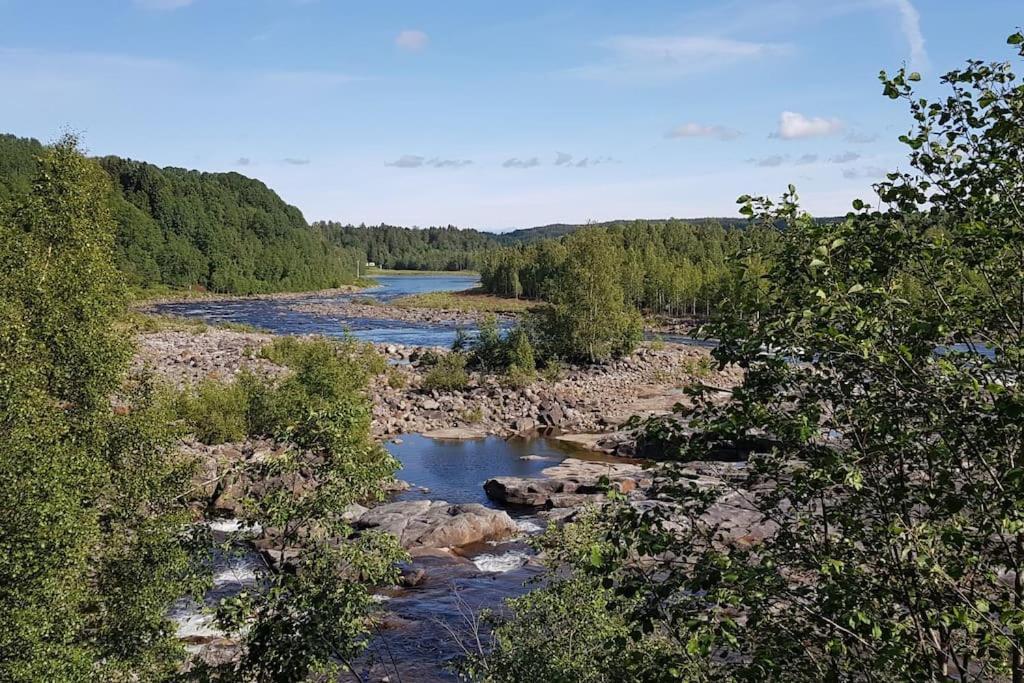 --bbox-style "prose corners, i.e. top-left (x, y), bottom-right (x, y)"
top-left (398, 567), bottom-right (427, 587)
top-left (484, 458), bottom-right (651, 508)
top-left (355, 500), bottom-right (518, 549)
top-left (512, 417), bottom-right (537, 433)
